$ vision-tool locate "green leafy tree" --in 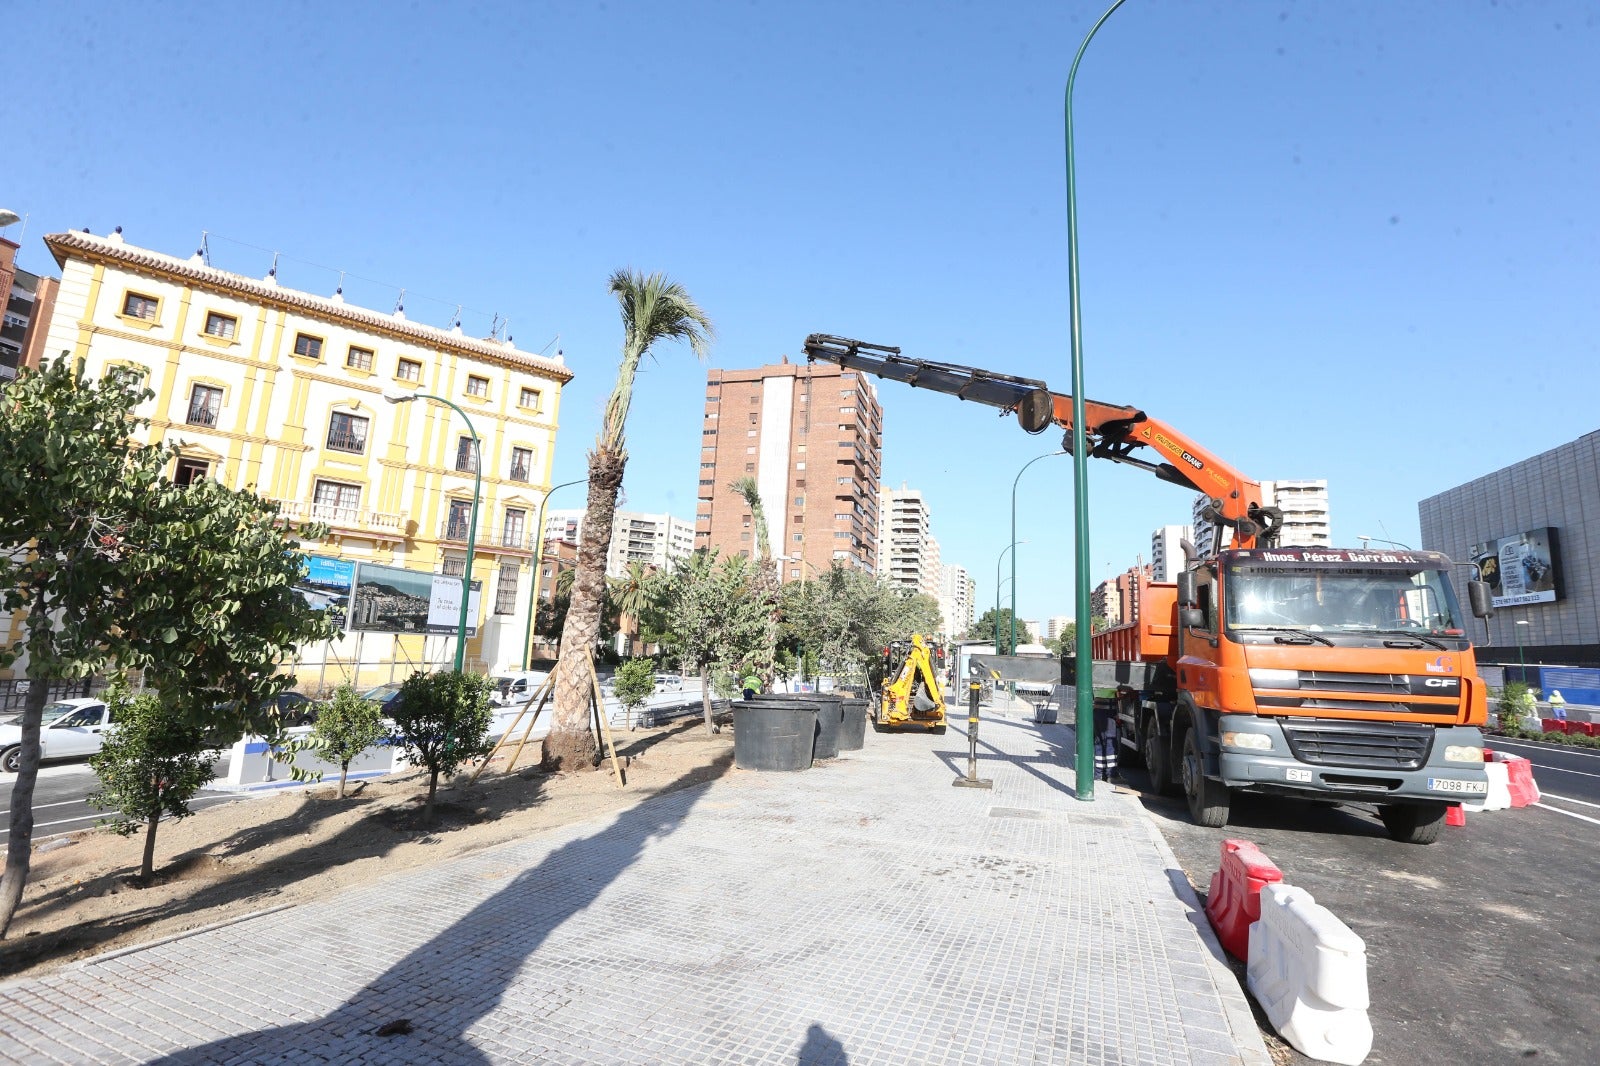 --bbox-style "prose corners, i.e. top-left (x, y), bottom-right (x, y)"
top-left (727, 476), bottom-right (780, 673)
top-left (389, 670), bottom-right (495, 825)
top-left (612, 658), bottom-right (656, 730)
top-left (87, 686), bottom-right (217, 880)
top-left (969, 608), bottom-right (1034, 648)
top-left (548, 270), bottom-right (712, 771)
top-left (0, 357), bottom-right (331, 936)
top-left (655, 549), bottom-right (767, 733)
top-left (780, 565), bottom-right (944, 687)
top-left (307, 685), bottom-right (389, 798)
